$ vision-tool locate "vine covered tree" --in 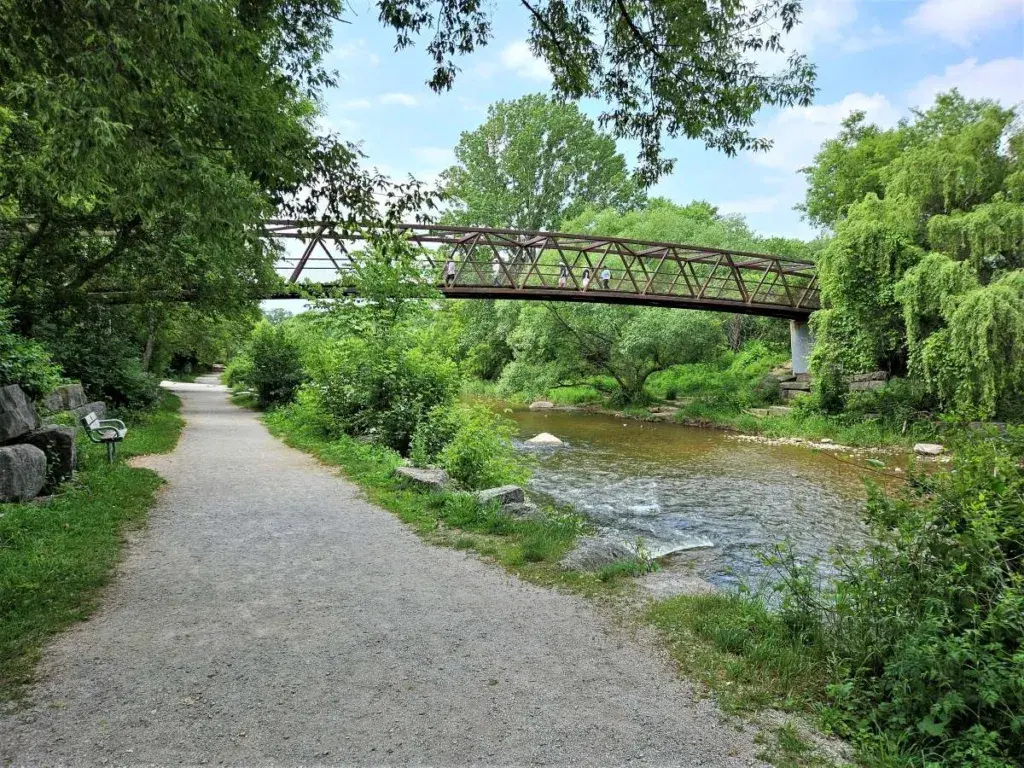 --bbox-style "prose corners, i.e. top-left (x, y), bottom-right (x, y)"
top-left (805, 91), bottom-right (1024, 418)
